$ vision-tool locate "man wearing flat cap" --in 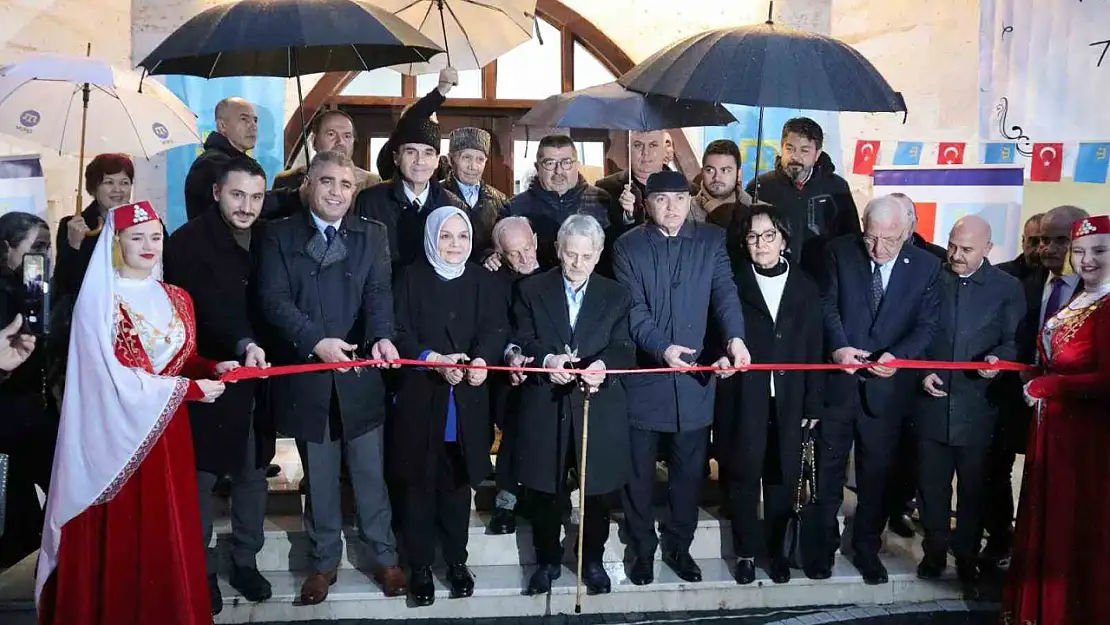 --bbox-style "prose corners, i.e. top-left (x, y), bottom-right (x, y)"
top-left (354, 116), bottom-right (467, 271)
top-left (443, 127), bottom-right (508, 262)
top-left (613, 169), bottom-right (750, 586)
